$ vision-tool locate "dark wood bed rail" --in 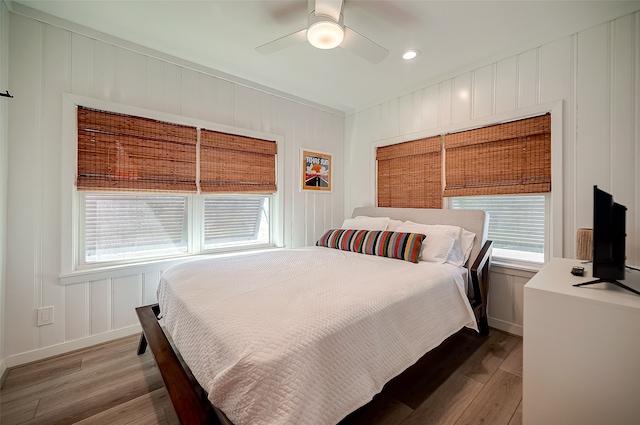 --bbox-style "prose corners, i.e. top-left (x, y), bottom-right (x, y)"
top-left (135, 305), bottom-right (222, 425)
top-left (136, 241), bottom-right (493, 424)
top-left (470, 240), bottom-right (493, 335)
